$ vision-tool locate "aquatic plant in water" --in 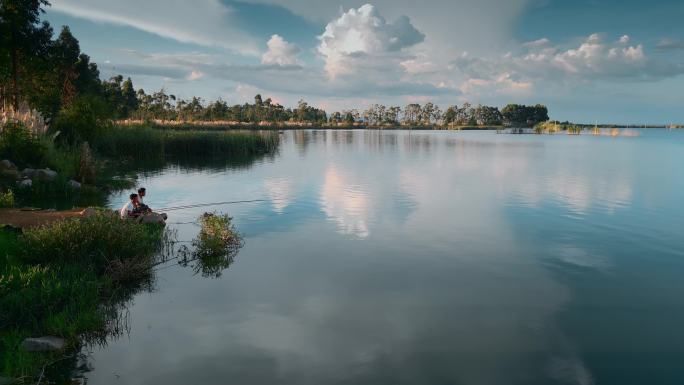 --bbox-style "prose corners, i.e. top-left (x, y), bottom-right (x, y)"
top-left (179, 212), bottom-right (244, 278)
